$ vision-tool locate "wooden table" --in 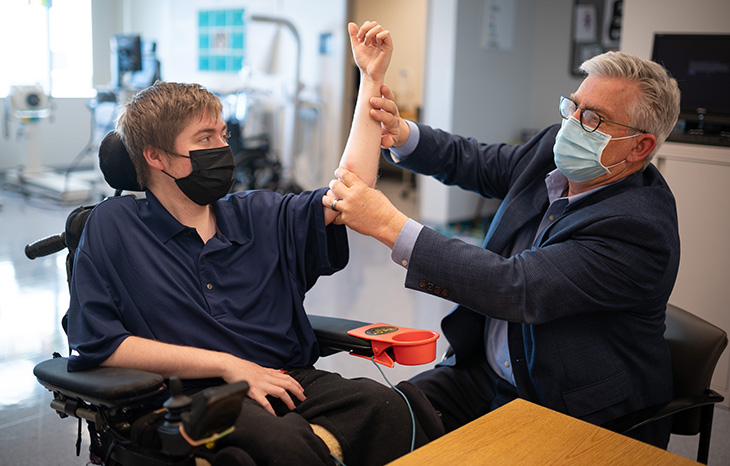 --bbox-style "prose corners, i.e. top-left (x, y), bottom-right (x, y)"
top-left (388, 398), bottom-right (699, 465)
